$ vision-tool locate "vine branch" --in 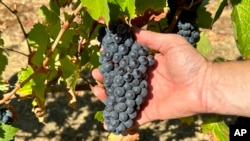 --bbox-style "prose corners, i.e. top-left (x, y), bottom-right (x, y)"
top-left (0, 1), bottom-right (32, 54)
top-left (0, 69), bottom-right (43, 104)
top-left (42, 4), bottom-right (83, 69)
